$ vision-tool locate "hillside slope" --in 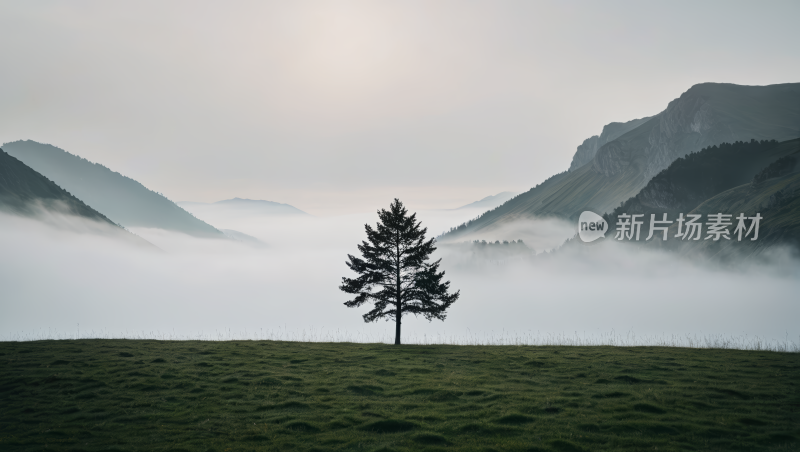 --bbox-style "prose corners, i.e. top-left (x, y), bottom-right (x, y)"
top-left (604, 138), bottom-right (800, 231)
top-left (3, 140), bottom-right (223, 238)
top-left (0, 148), bottom-right (156, 248)
top-left (685, 170), bottom-right (800, 258)
top-left (442, 83), bottom-right (800, 241)
top-left (454, 192), bottom-right (518, 211)
top-left (585, 138), bottom-right (800, 258)
top-left (0, 148), bottom-right (115, 222)
top-left (681, 145), bottom-right (800, 258)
